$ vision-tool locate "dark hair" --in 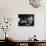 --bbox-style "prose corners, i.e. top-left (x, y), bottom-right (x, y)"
top-left (34, 35), bottom-right (36, 37)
